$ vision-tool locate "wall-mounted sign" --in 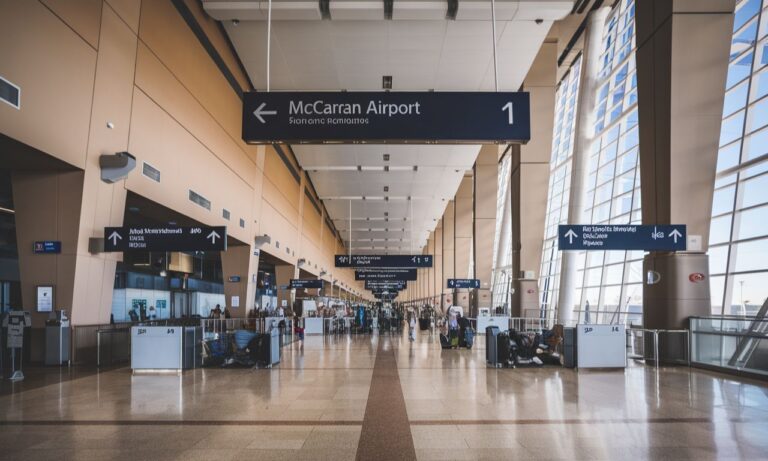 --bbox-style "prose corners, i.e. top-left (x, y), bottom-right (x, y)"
top-left (290, 279), bottom-right (324, 289)
top-left (335, 254), bottom-right (432, 268)
top-left (365, 280), bottom-right (407, 290)
top-left (103, 226), bottom-right (227, 252)
top-left (447, 279), bottom-right (480, 289)
top-left (558, 225), bottom-right (687, 251)
top-left (355, 269), bottom-right (417, 281)
top-left (228, 275), bottom-right (241, 283)
top-left (242, 91), bottom-right (530, 144)
top-left (33, 241), bottom-right (61, 254)
top-left (36, 285), bottom-right (54, 313)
